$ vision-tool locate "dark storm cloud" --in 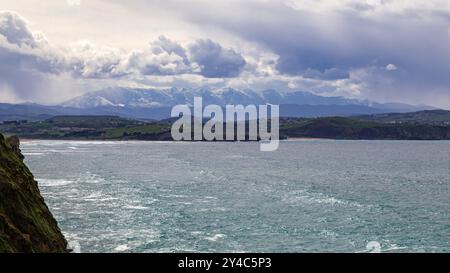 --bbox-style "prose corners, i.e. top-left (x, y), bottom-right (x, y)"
top-left (163, 0), bottom-right (450, 106)
top-left (181, 2), bottom-right (450, 76)
top-left (189, 39), bottom-right (246, 78)
top-left (131, 36), bottom-right (247, 78)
